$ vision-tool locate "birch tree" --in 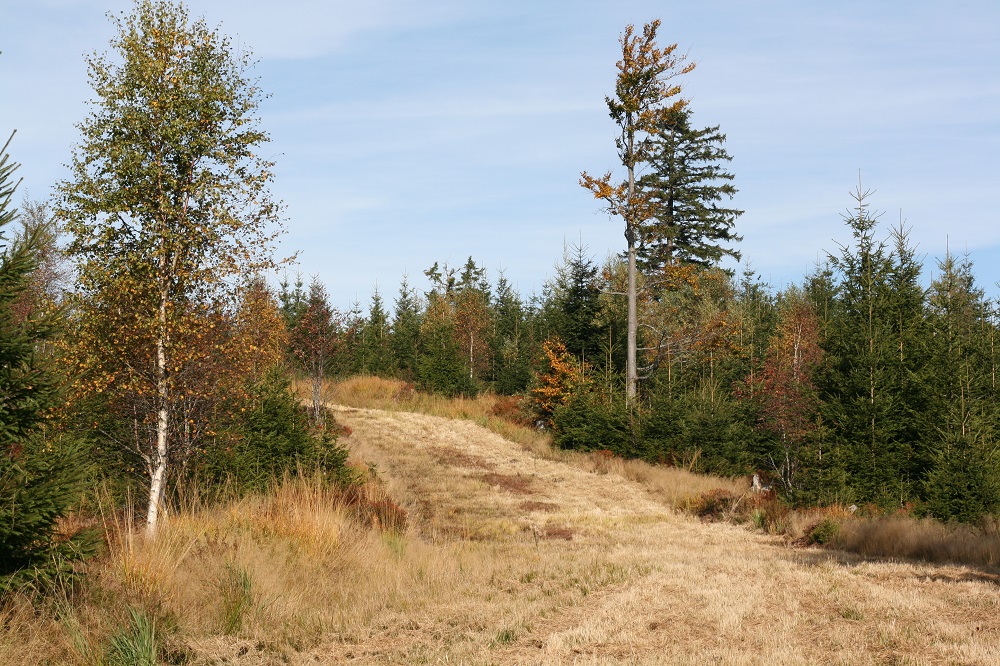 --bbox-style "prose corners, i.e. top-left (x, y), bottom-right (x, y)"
top-left (58, 0), bottom-right (281, 536)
